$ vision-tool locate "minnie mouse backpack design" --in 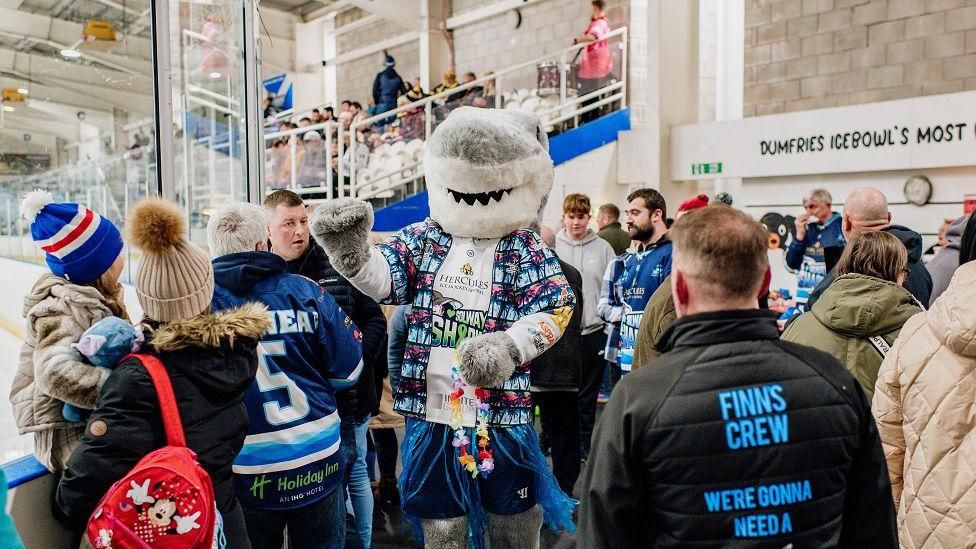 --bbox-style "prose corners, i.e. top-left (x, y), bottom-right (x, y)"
top-left (87, 354), bottom-right (223, 549)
